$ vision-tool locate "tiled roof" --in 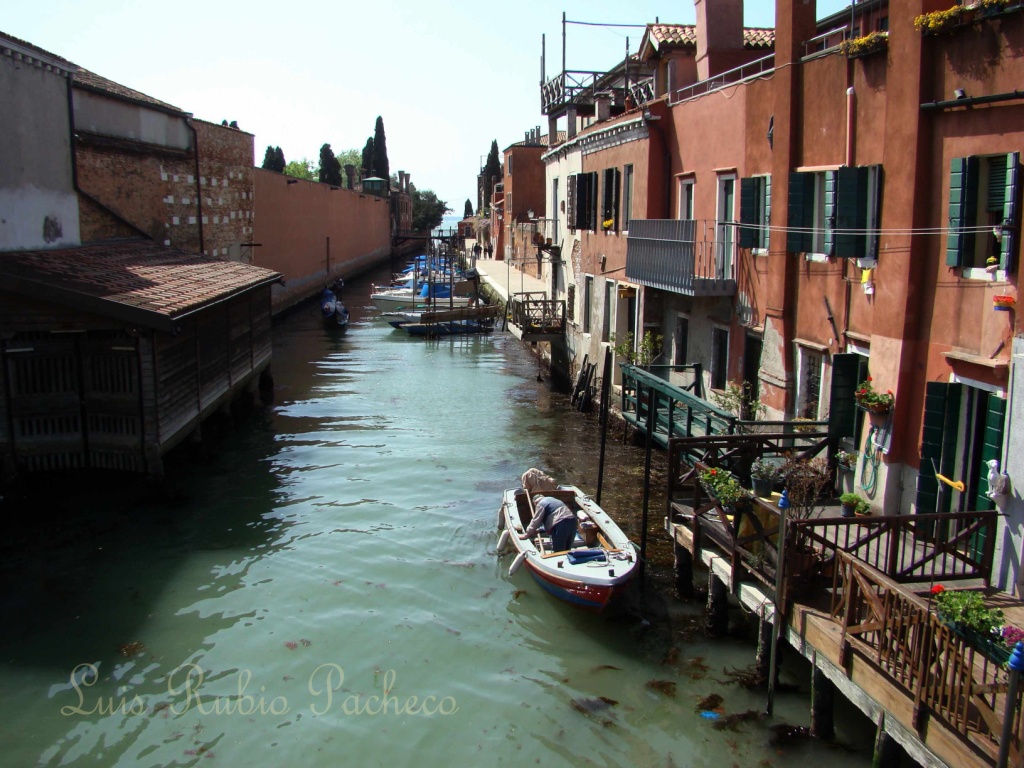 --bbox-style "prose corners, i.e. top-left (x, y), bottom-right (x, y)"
top-left (647, 24), bottom-right (775, 50)
top-left (506, 131), bottom-right (568, 151)
top-left (73, 68), bottom-right (187, 115)
top-left (0, 30), bottom-right (75, 69)
top-left (0, 240), bottom-right (280, 332)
